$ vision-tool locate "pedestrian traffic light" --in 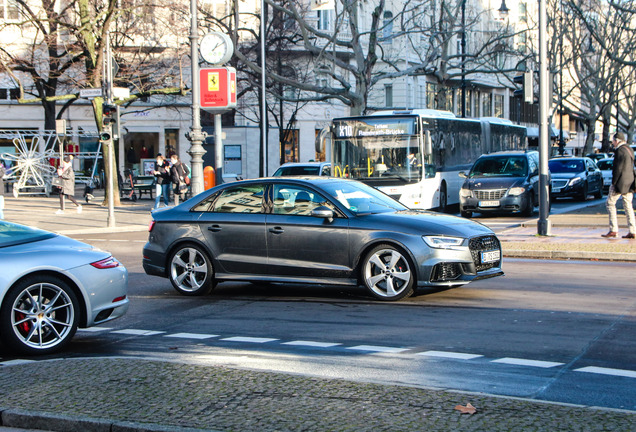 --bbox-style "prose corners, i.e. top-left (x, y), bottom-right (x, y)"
top-left (102, 103), bottom-right (117, 127)
top-left (513, 72), bottom-right (533, 104)
top-left (99, 128), bottom-right (112, 142)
